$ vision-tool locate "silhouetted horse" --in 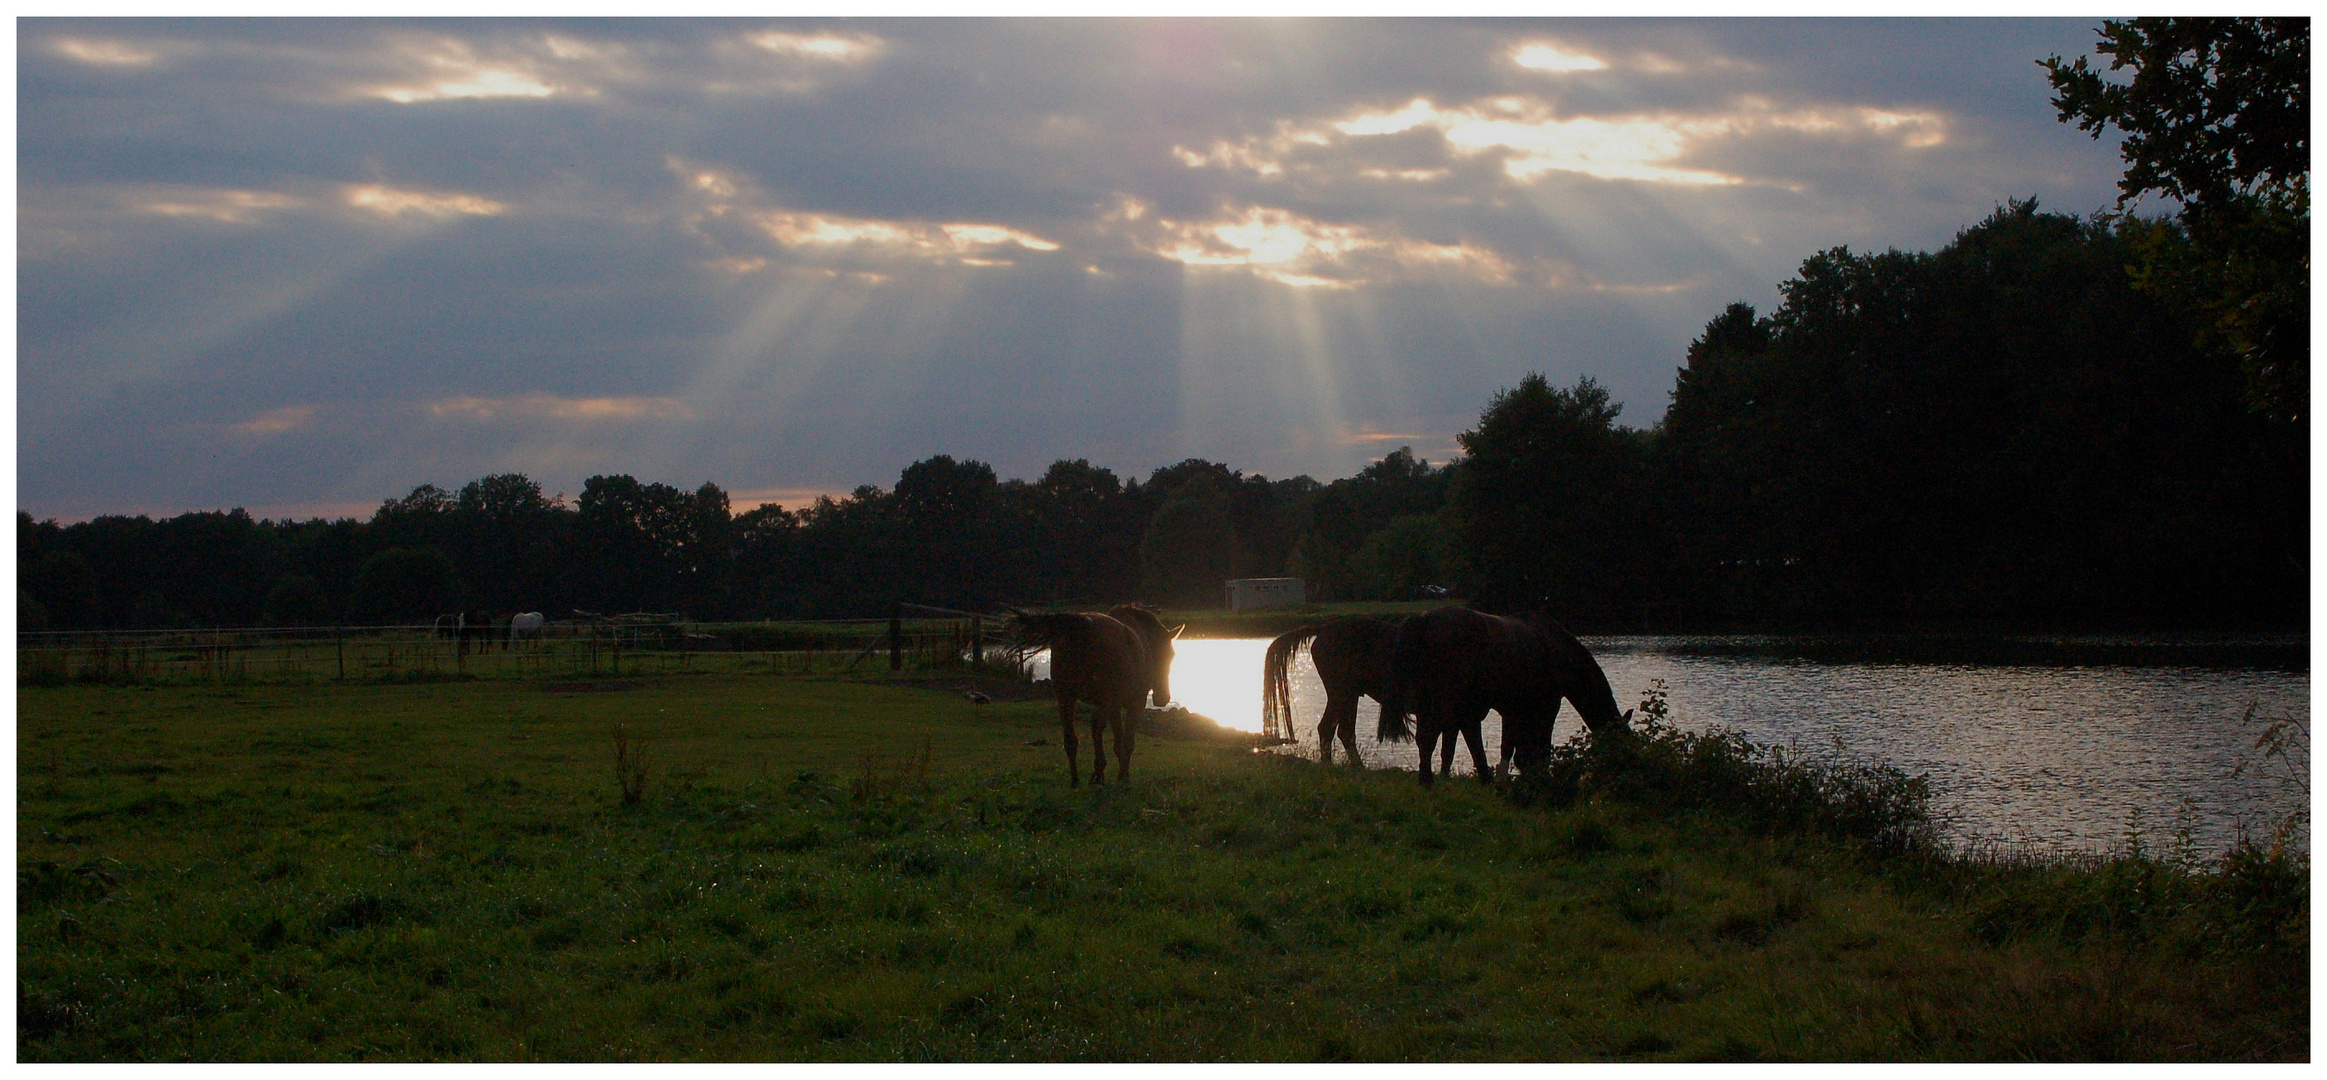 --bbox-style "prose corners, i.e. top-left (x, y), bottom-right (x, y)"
top-left (1011, 605), bottom-right (1180, 787)
top-left (458, 610), bottom-right (500, 655)
top-left (1380, 606), bottom-right (1630, 786)
top-left (1260, 615), bottom-right (1405, 765)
